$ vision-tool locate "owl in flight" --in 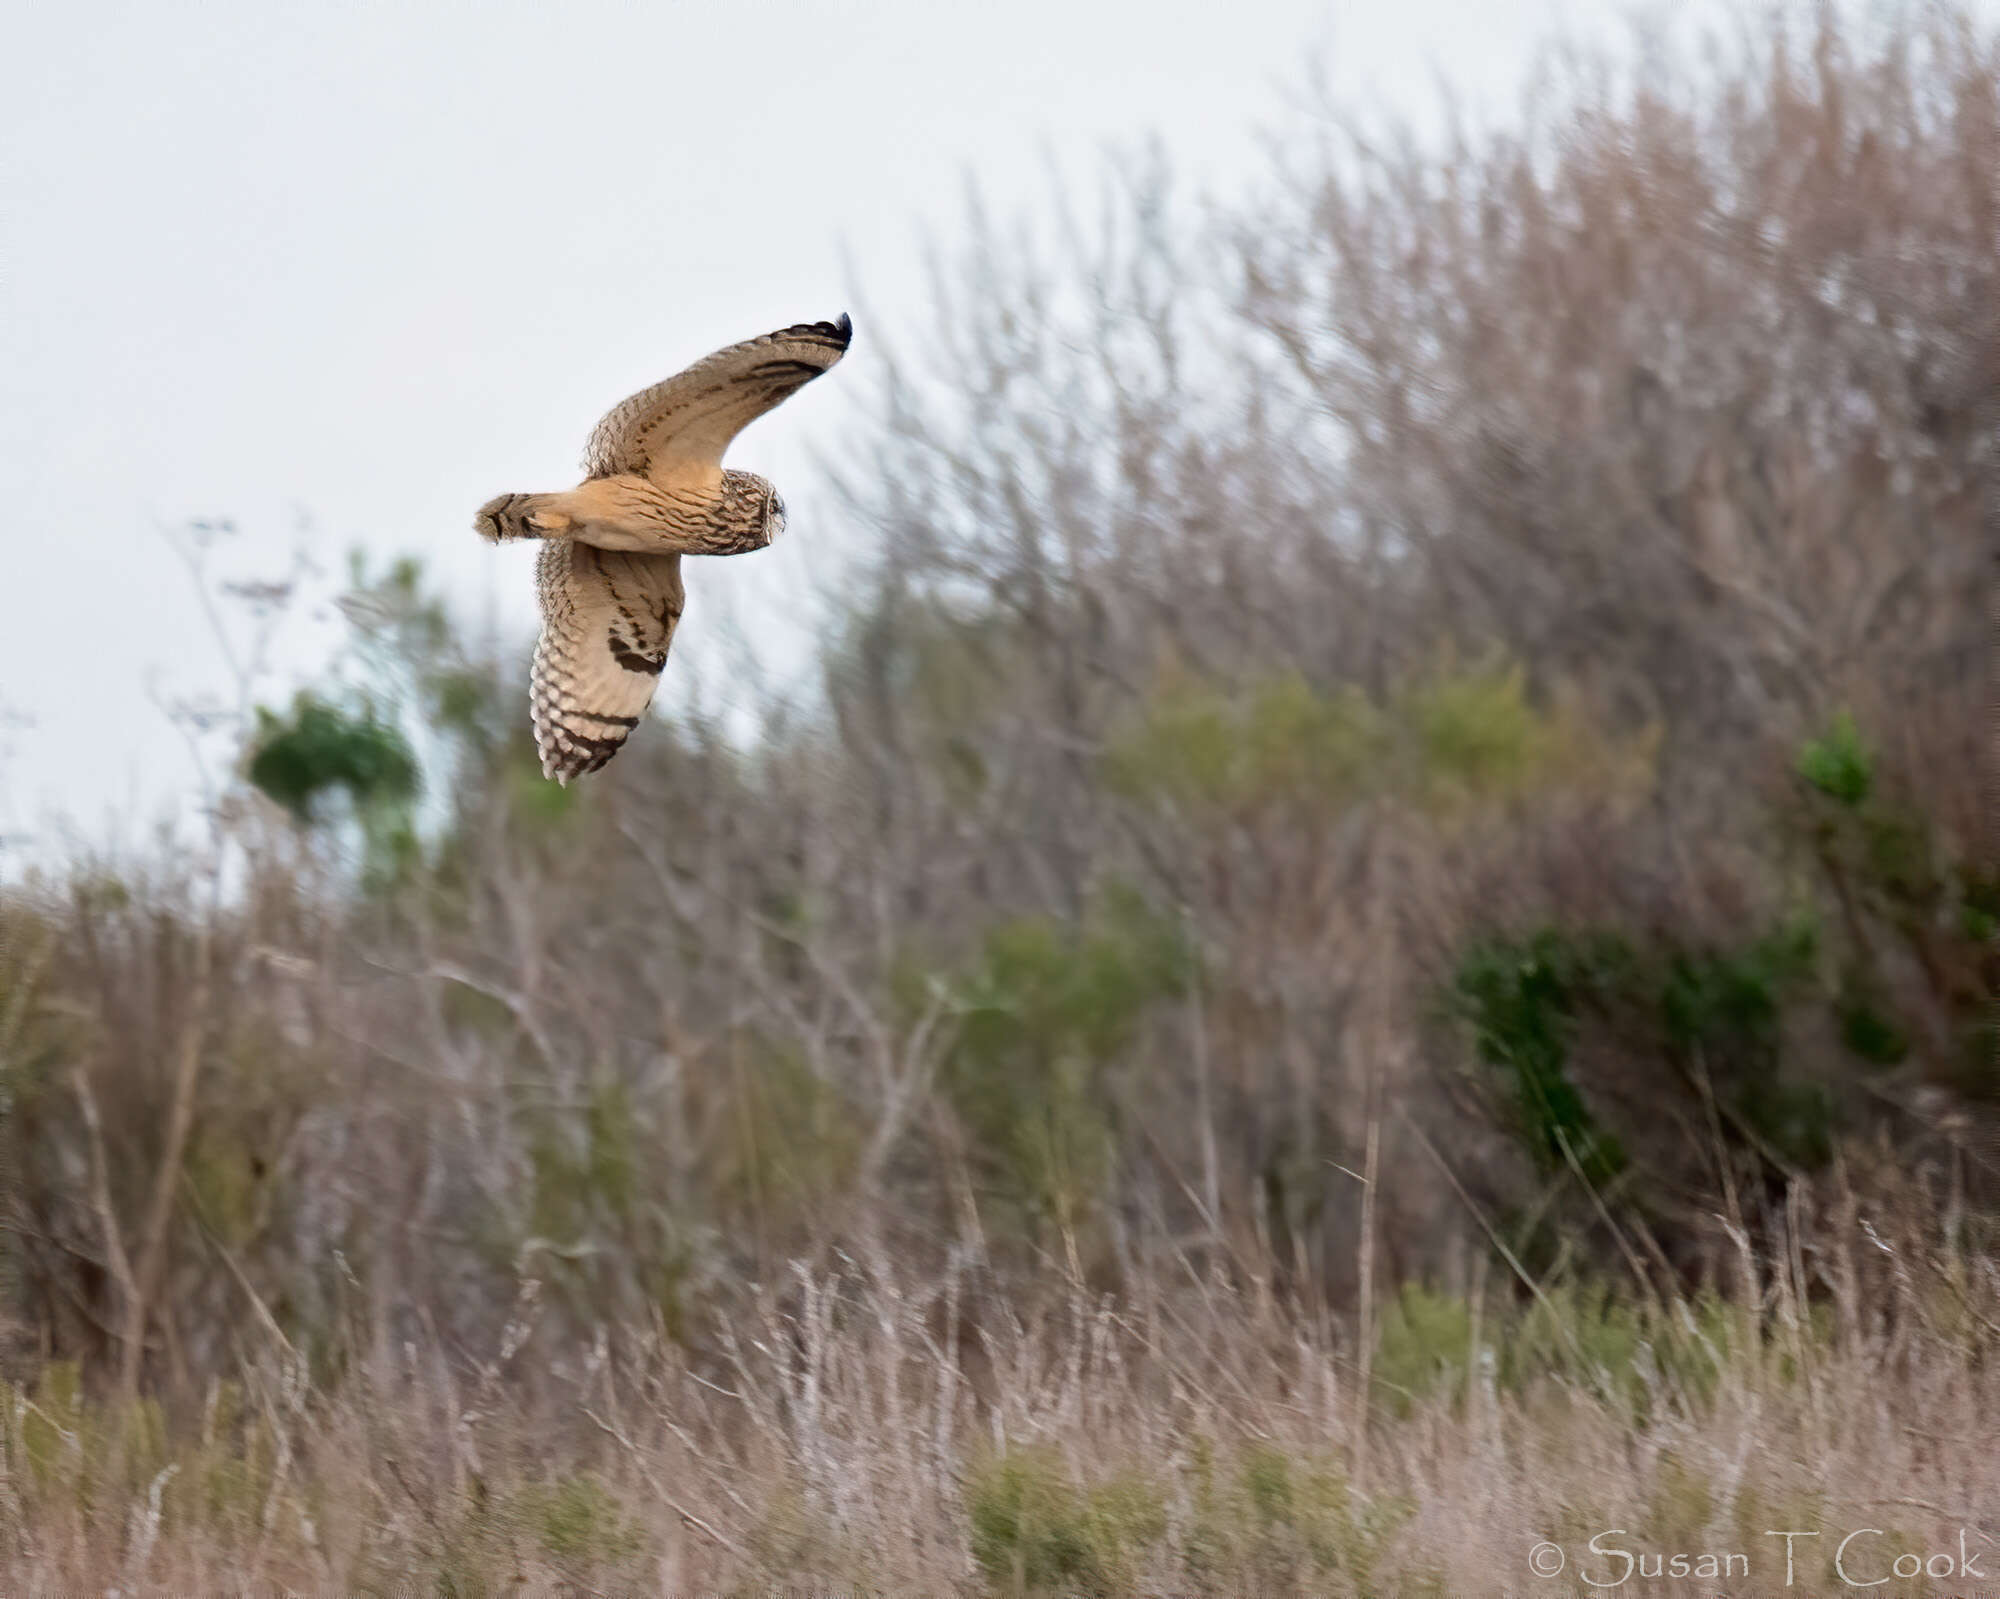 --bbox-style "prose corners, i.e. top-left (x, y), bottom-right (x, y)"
top-left (476, 314), bottom-right (852, 782)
